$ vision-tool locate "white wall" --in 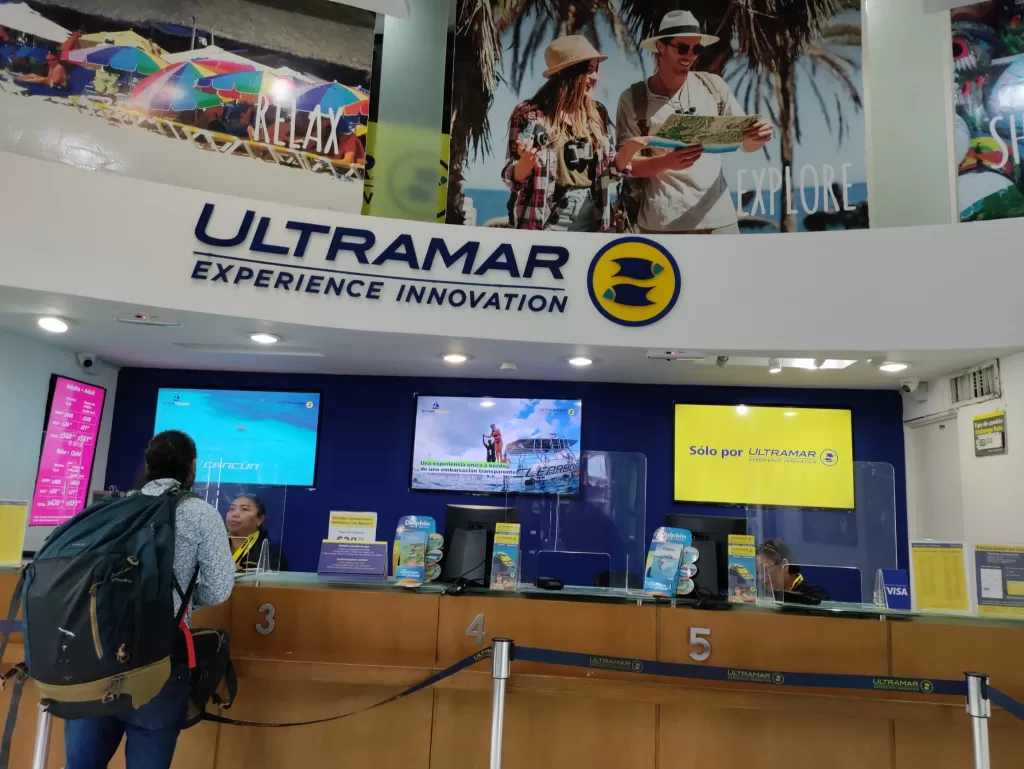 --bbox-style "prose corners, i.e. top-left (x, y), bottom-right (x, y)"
top-left (904, 351), bottom-right (1024, 546)
top-left (0, 330), bottom-right (118, 551)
